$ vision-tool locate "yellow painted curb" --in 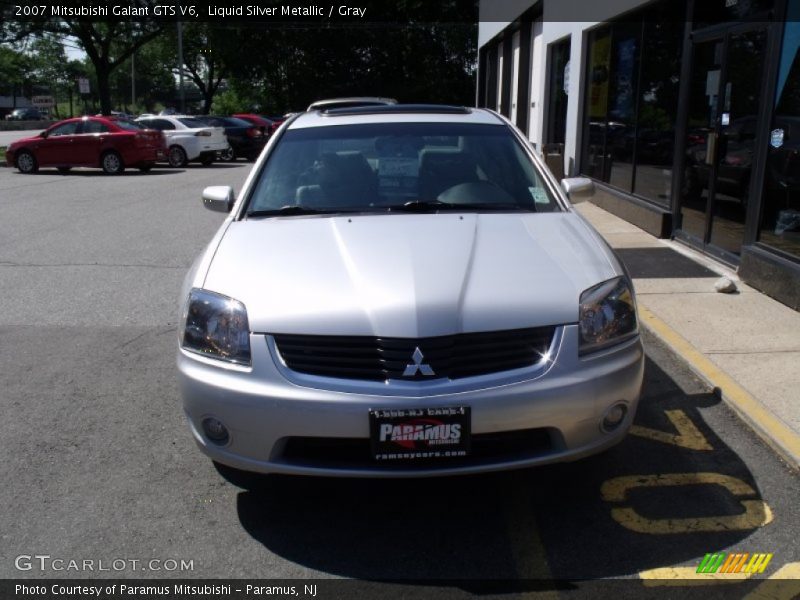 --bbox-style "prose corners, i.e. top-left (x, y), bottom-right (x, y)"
top-left (637, 302), bottom-right (800, 470)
